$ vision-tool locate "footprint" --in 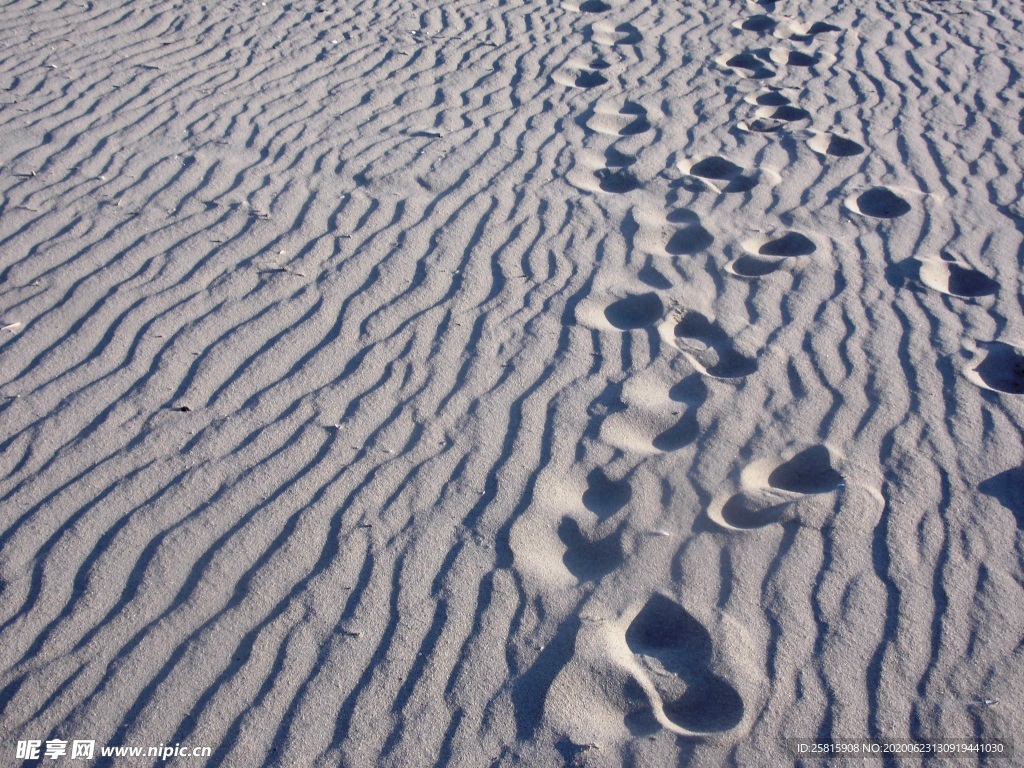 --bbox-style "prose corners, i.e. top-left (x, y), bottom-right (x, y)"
top-left (916, 256), bottom-right (996, 299)
top-left (589, 21), bottom-right (643, 47)
top-left (768, 47), bottom-right (826, 67)
top-left (768, 445), bottom-right (843, 494)
top-left (846, 187), bottom-right (912, 218)
top-left (725, 255), bottom-right (789, 278)
top-left (718, 492), bottom-right (792, 529)
top-left (666, 223), bottom-right (715, 255)
top-left (737, 103), bottom-right (811, 134)
top-left (604, 292), bottom-right (664, 329)
top-left (709, 445), bottom-right (843, 530)
top-left (672, 312), bottom-right (757, 378)
top-left (553, 67), bottom-right (609, 89)
top-left (625, 595), bottom-right (744, 734)
top-left (715, 50), bottom-right (776, 79)
top-left (582, 468), bottom-right (632, 520)
top-left (775, 20), bottom-right (842, 41)
top-left (652, 409), bottom-right (700, 451)
top-left (978, 468), bottom-right (1024, 529)
top-left (596, 373), bottom-right (704, 455)
top-left (595, 167), bottom-right (641, 193)
top-left (965, 341), bottom-right (1024, 395)
top-left (558, 517), bottom-right (625, 582)
top-left (586, 102), bottom-right (651, 136)
top-left (807, 131), bottom-right (865, 157)
top-left (567, 149), bottom-right (639, 194)
top-left (732, 15), bottom-right (778, 34)
top-left (751, 230), bottom-right (816, 257)
top-left (678, 156), bottom-right (774, 194)
top-left (736, 117), bottom-right (788, 134)
top-left (727, 230), bottom-right (816, 277)
top-left (563, 0), bottom-right (612, 10)
top-left (753, 104), bottom-right (811, 123)
top-left (746, 89), bottom-right (792, 108)
top-left (603, 146), bottom-right (635, 168)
